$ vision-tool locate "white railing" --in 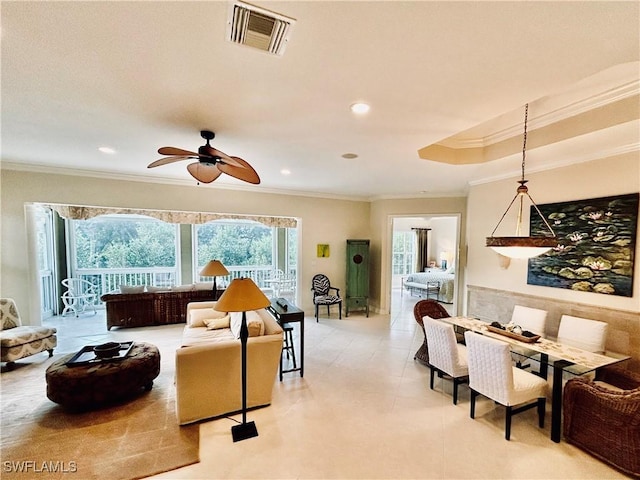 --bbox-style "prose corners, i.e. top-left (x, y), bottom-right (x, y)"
top-left (70, 266), bottom-right (297, 306)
